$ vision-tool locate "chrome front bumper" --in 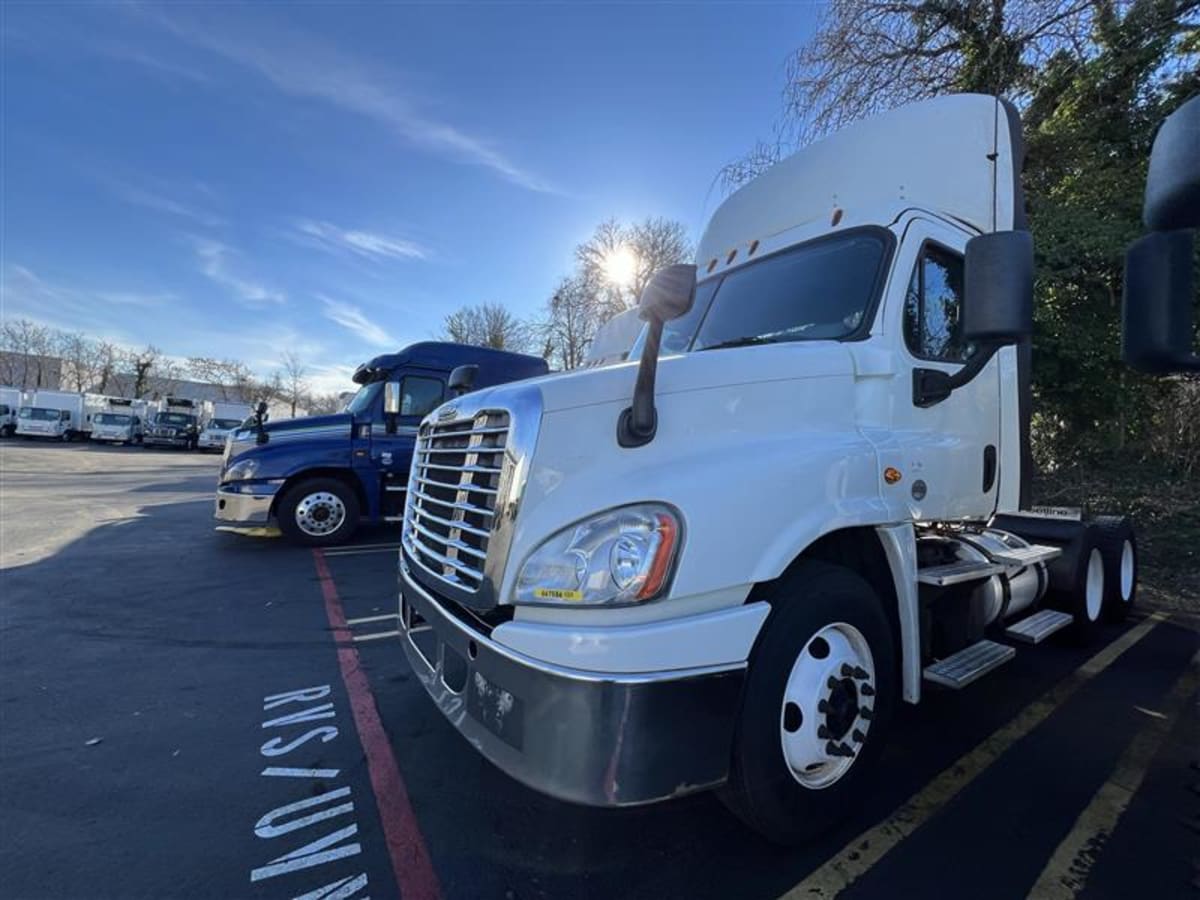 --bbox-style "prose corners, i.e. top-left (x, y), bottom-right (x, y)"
top-left (213, 485), bottom-right (275, 525)
top-left (398, 557), bottom-right (745, 807)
